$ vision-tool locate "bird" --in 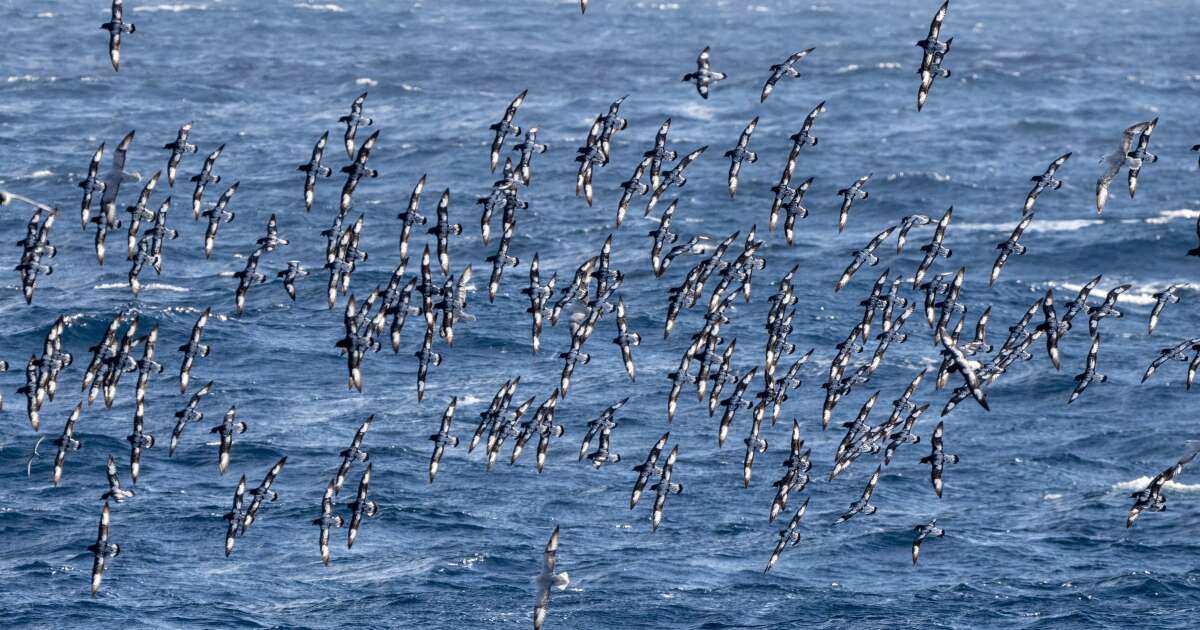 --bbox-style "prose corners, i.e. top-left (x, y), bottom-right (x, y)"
top-left (190, 144), bottom-right (225, 221)
top-left (298, 131), bottom-right (333, 211)
top-left (533, 525), bottom-right (569, 630)
top-left (919, 421), bottom-right (959, 497)
top-left (489, 90), bottom-right (527, 172)
top-left (1024, 153), bottom-right (1071, 213)
top-left (724, 117), bottom-right (758, 198)
top-left (162, 121), bottom-right (197, 187)
top-left (1096, 120), bottom-right (1154, 214)
top-left (915, 0), bottom-right (952, 112)
top-left (338, 92), bottom-right (373, 160)
top-left (836, 174), bottom-right (872, 233)
top-left (87, 502), bottom-right (120, 596)
top-left (911, 519), bottom-right (945, 565)
top-left (346, 464), bottom-right (378, 549)
top-left (1148, 284), bottom-right (1182, 334)
top-left (1069, 334), bottom-right (1106, 404)
top-left (313, 481), bottom-right (344, 566)
top-left (682, 47), bottom-right (727, 99)
top-left (761, 48), bottom-right (815, 103)
top-left (990, 213), bottom-right (1034, 286)
top-left (101, 454), bottom-right (134, 502)
top-left (99, 0), bottom-right (136, 72)
top-left (835, 465), bottom-right (881, 524)
top-left (764, 498), bottom-right (808, 573)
